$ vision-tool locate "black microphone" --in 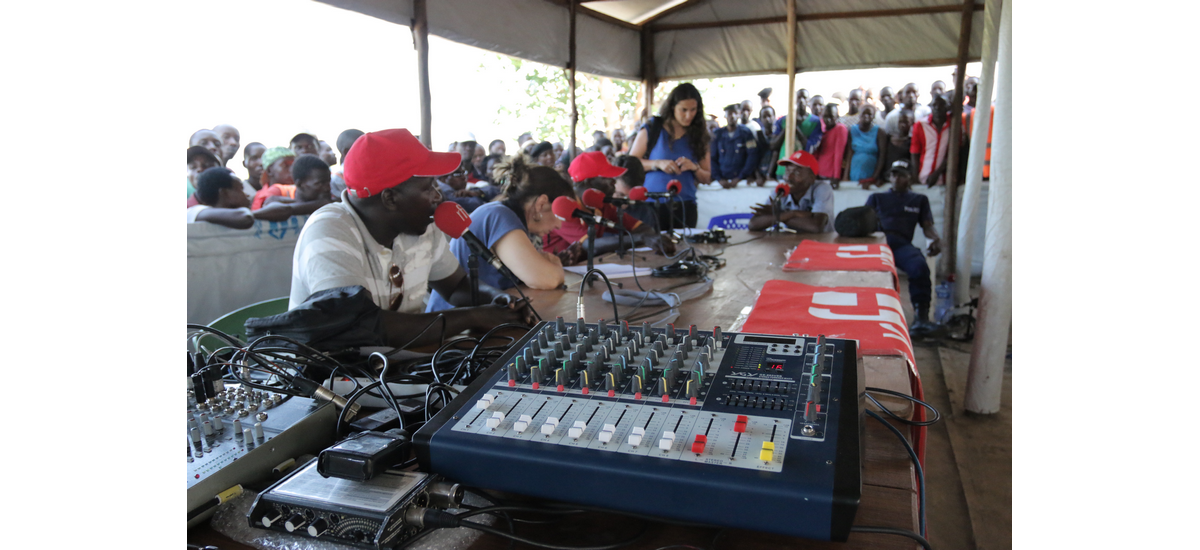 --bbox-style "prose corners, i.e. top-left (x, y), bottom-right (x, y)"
top-left (434, 202), bottom-right (517, 279)
top-left (552, 196), bottom-right (618, 229)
